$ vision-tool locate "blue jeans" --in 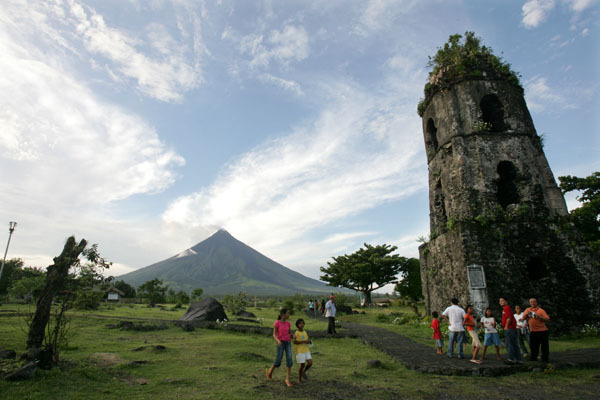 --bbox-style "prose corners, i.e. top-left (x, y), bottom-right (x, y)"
top-left (273, 340), bottom-right (293, 368)
top-left (517, 328), bottom-right (529, 355)
top-left (505, 329), bottom-right (522, 361)
top-left (447, 330), bottom-right (465, 357)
